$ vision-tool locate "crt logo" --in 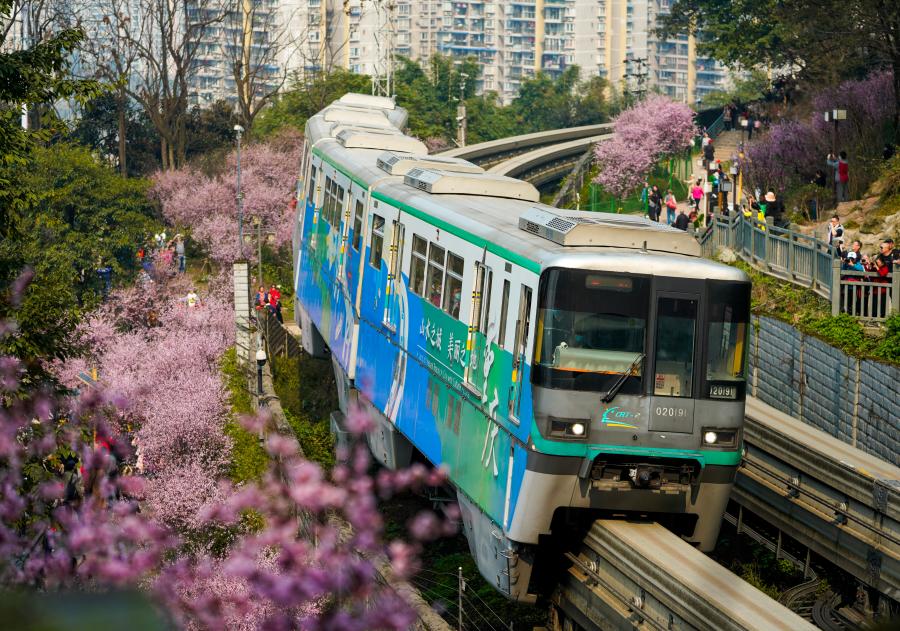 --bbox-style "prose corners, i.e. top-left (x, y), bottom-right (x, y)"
top-left (601, 406), bottom-right (640, 430)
